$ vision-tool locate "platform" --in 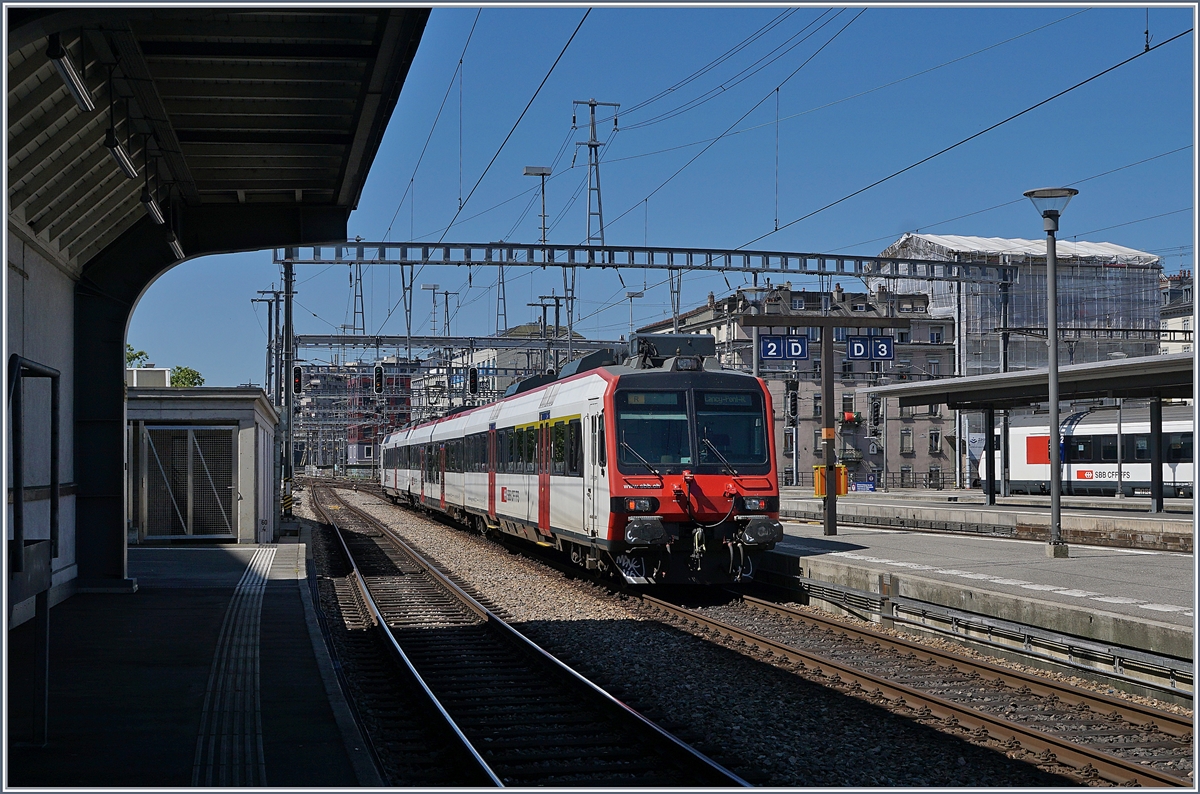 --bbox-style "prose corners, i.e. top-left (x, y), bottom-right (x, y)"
top-left (778, 490), bottom-right (1194, 552)
top-left (762, 519), bottom-right (1193, 664)
top-left (6, 536), bottom-right (378, 787)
